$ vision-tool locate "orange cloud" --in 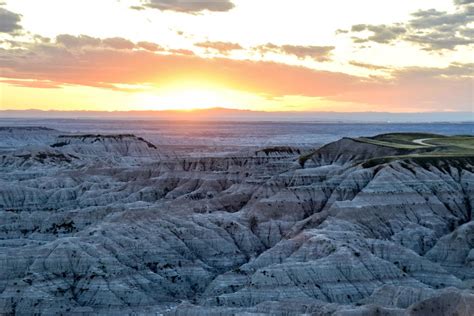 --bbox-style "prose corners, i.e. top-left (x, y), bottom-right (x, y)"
top-left (195, 41), bottom-right (243, 54)
top-left (0, 79), bottom-right (62, 89)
